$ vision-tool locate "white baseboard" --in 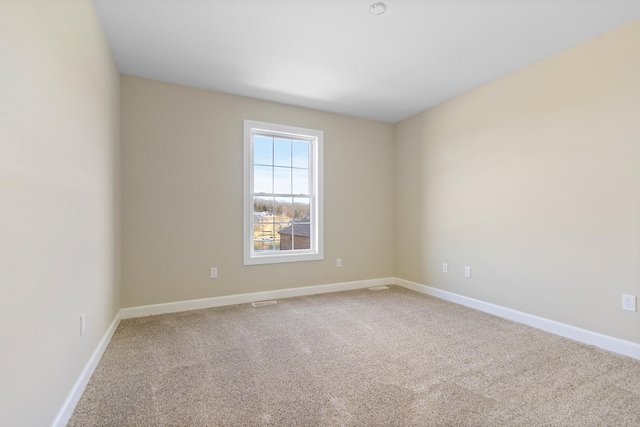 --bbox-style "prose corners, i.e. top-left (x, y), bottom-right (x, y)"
top-left (51, 310), bottom-right (123, 427)
top-left (395, 278), bottom-right (640, 361)
top-left (120, 277), bottom-right (396, 319)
